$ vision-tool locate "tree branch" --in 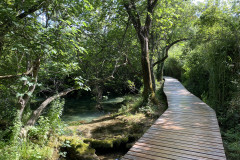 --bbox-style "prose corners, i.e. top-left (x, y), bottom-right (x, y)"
top-left (166, 38), bottom-right (189, 53)
top-left (124, 1), bottom-right (142, 33)
top-left (107, 55), bottom-right (128, 80)
top-left (17, 1), bottom-right (46, 20)
top-left (153, 38), bottom-right (189, 67)
top-left (0, 0), bottom-right (46, 56)
top-left (18, 58), bottom-right (41, 120)
top-left (151, 0), bottom-right (159, 9)
top-left (0, 0), bottom-right (45, 29)
top-left (119, 17), bottom-right (131, 47)
top-left (26, 88), bottom-right (75, 126)
top-left (152, 54), bottom-right (168, 67)
top-left (0, 67), bottom-right (33, 79)
top-left (145, 0), bottom-right (158, 29)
